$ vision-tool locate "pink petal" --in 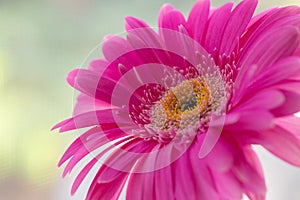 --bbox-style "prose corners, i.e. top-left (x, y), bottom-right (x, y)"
top-left (101, 48), bottom-right (194, 85)
top-left (125, 17), bottom-right (163, 49)
top-left (62, 134), bottom-right (118, 177)
top-left (235, 146), bottom-right (266, 200)
top-left (187, 0), bottom-right (210, 43)
top-left (125, 16), bottom-right (149, 31)
top-left (125, 145), bottom-right (168, 199)
top-left (242, 146), bottom-right (264, 178)
top-left (158, 3), bottom-right (174, 28)
top-left (71, 158), bottom-right (98, 195)
top-left (102, 35), bottom-right (131, 62)
top-left (293, 44), bottom-right (300, 56)
top-left (66, 69), bottom-right (102, 100)
top-left (154, 162), bottom-right (174, 199)
top-left (275, 115), bottom-right (300, 135)
top-left (174, 153), bottom-right (200, 200)
top-left (88, 58), bottom-right (123, 81)
top-left (232, 48), bottom-right (300, 102)
top-left (171, 137), bottom-right (219, 199)
top-left (232, 57), bottom-right (300, 107)
top-left (206, 136), bottom-right (265, 199)
top-left (246, 7), bottom-right (274, 28)
top-left (209, 112), bottom-right (240, 127)
top-left (203, 2), bottom-right (233, 54)
top-left (63, 134), bottom-right (131, 178)
top-left (227, 110), bottom-right (274, 131)
top-left (232, 64), bottom-right (258, 105)
top-left (276, 80), bottom-right (300, 94)
top-left (238, 26), bottom-right (300, 73)
top-left (88, 58), bottom-right (108, 73)
top-left (233, 89), bottom-right (285, 111)
top-left (219, 0), bottom-right (257, 55)
top-left (205, 137), bottom-right (234, 172)
top-left (67, 68), bottom-right (129, 104)
top-left (275, 115), bottom-right (300, 137)
top-left (66, 69), bottom-right (79, 87)
top-left (58, 138), bottom-right (83, 167)
top-left (57, 126), bottom-right (102, 166)
top-left (87, 167), bottom-right (129, 200)
top-left (272, 90), bottom-right (300, 116)
top-left (250, 57), bottom-right (300, 92)
top-left (199, 124), bottom-right (223, 159)
top-left (51, 118), bottom-right (72, 131)
top-left (160, 9), bottom-right (186, 31)
top-left (55, 109), bottom-right (131, 132)
top-left (98, 140), bottom-right (155, 181)
top-left (126, 172), bottom-right (155, 200)
top-left (189, 137), bottom-right (222, 199)
top-left (209, 169), bottom-right (243, 200)
top-left (259, 124), bottom-right (300, 167)
top-left (73, 94), bottom-right (112, 115)
top-left (241, 6), bottom-right (300, 52)
top-left (126, 28), bottom-right (163, 50)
